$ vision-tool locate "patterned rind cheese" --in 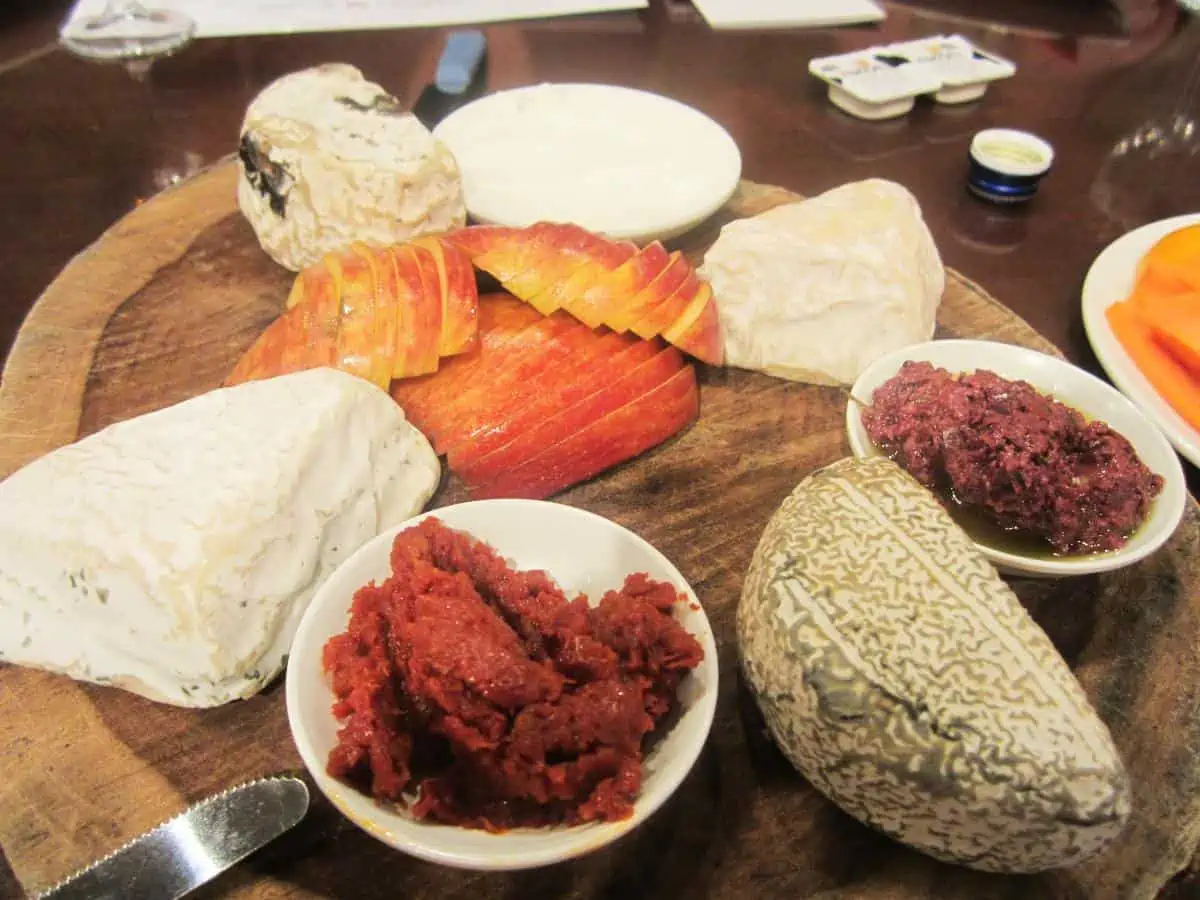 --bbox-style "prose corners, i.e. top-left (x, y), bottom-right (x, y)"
top-left (237, 63), bottom-right (466, 272)
top-left (738, 456), bottom-right (1130, 873)
top-left (0, 368), bottom-right (440, 708)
